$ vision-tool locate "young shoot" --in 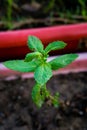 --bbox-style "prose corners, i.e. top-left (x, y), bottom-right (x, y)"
top-left (3, 36), bottom-right (78, 108)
